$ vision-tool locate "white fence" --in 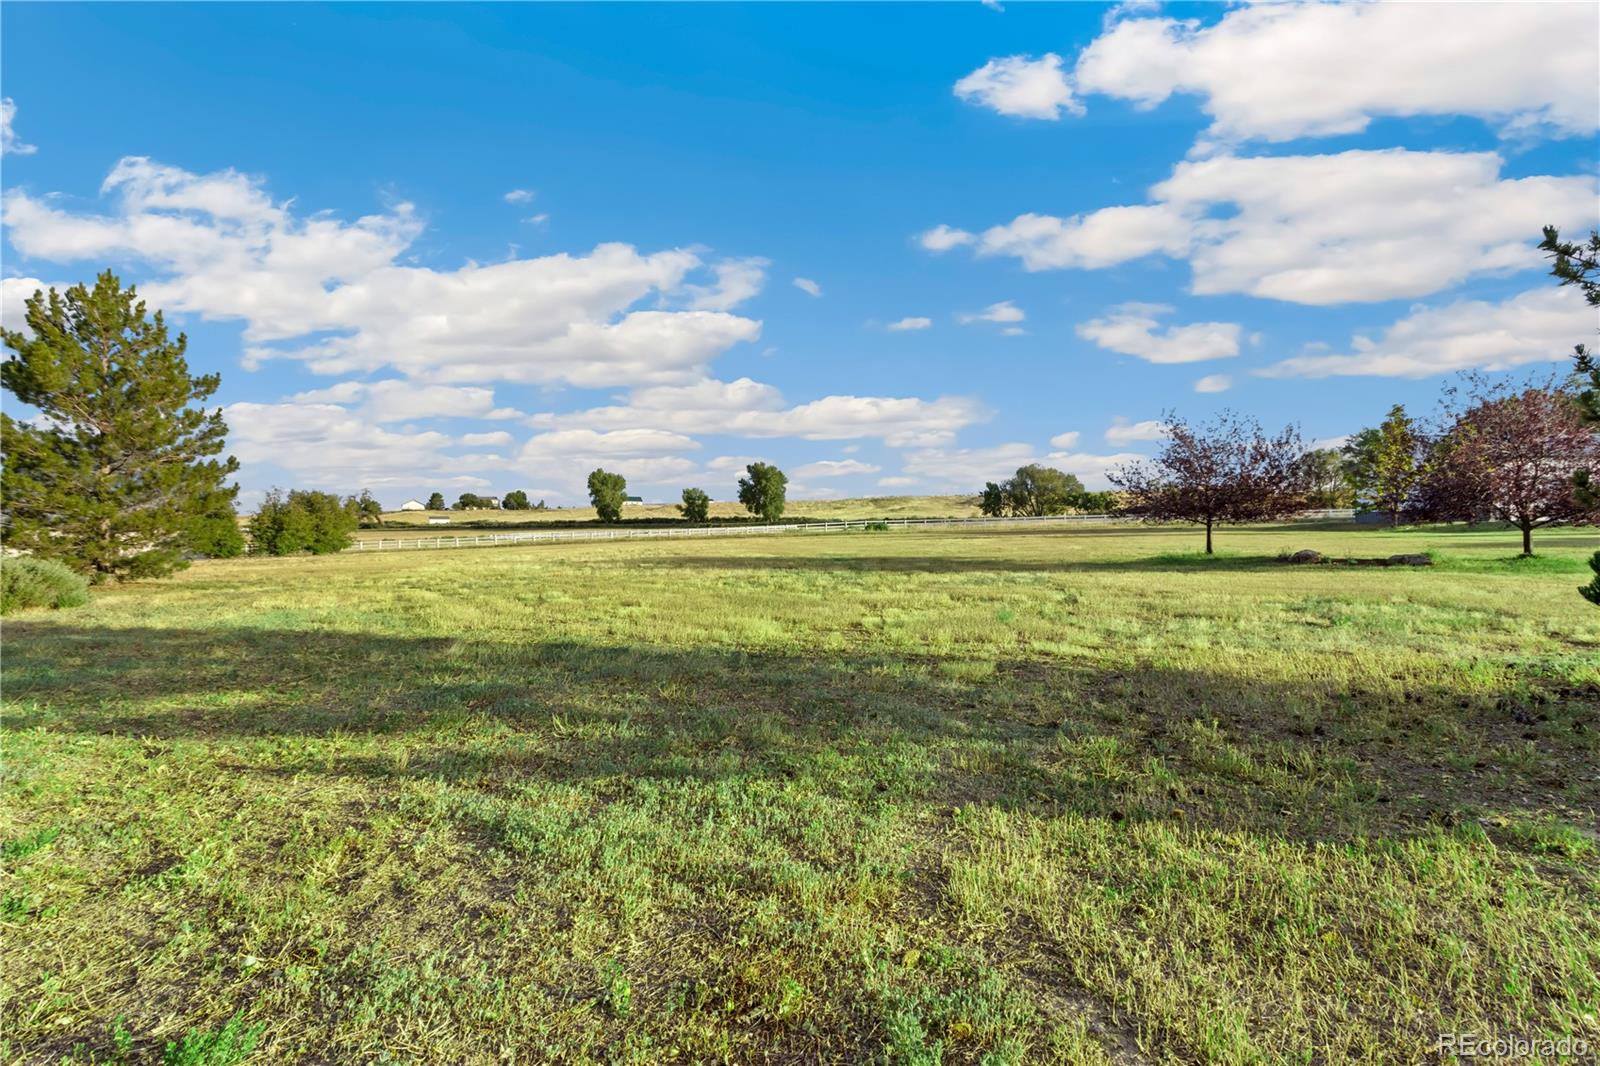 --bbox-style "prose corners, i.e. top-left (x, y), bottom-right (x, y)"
top-left (347, 509), bottom-right (1355, 554)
